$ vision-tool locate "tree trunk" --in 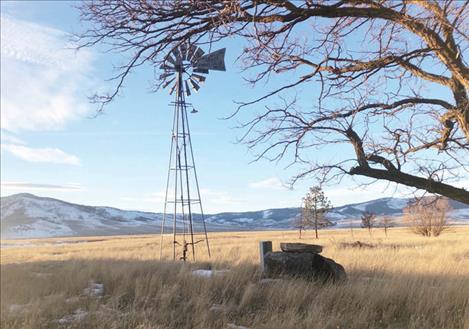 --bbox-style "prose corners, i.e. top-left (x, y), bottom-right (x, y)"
top-left (451, 80), bottom-right (469, 142)
top-left (314, 216), bottom-right (318, 239)
top-left (455, 108), bottom-right (469, 142)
